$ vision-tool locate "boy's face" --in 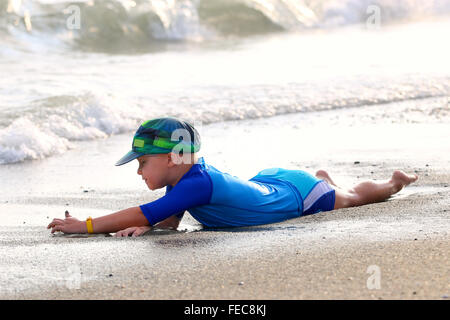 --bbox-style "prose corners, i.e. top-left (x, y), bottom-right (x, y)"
top-left (137, 154), bottom-right (170, 190)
